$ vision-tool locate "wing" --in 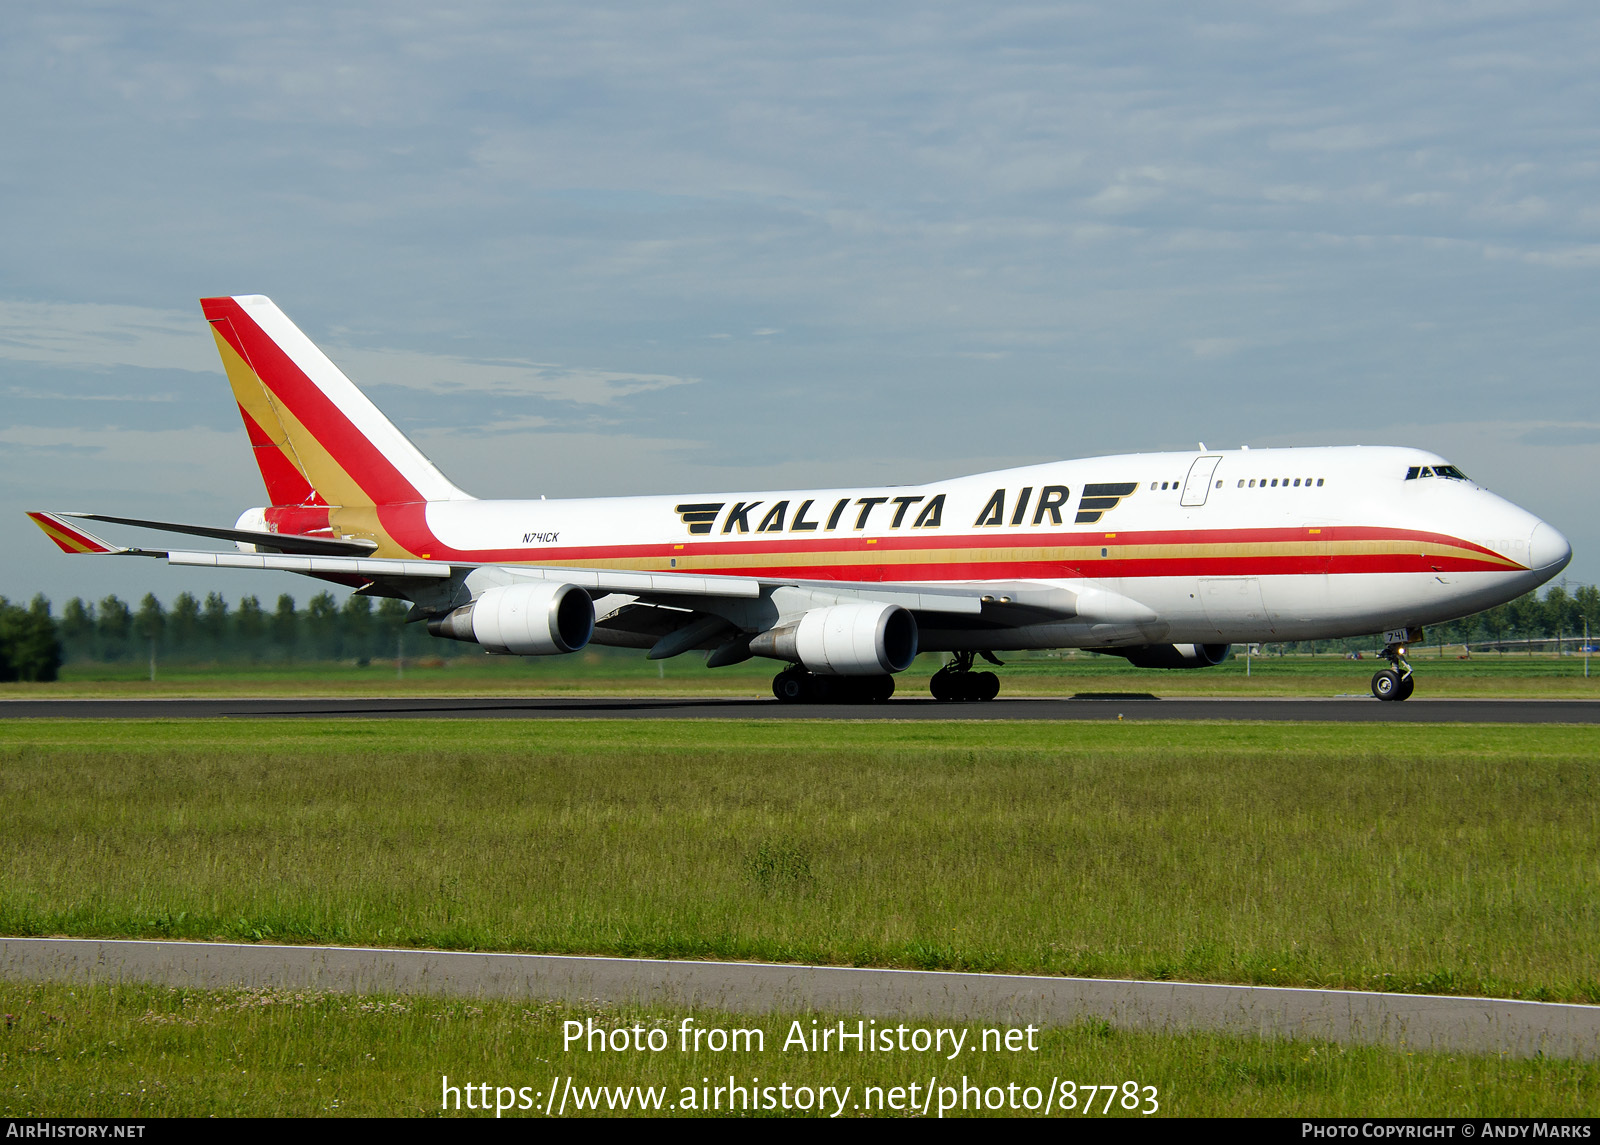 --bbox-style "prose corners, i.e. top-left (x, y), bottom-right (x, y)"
top-left (26, 510), bottom-right (1089, 658)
